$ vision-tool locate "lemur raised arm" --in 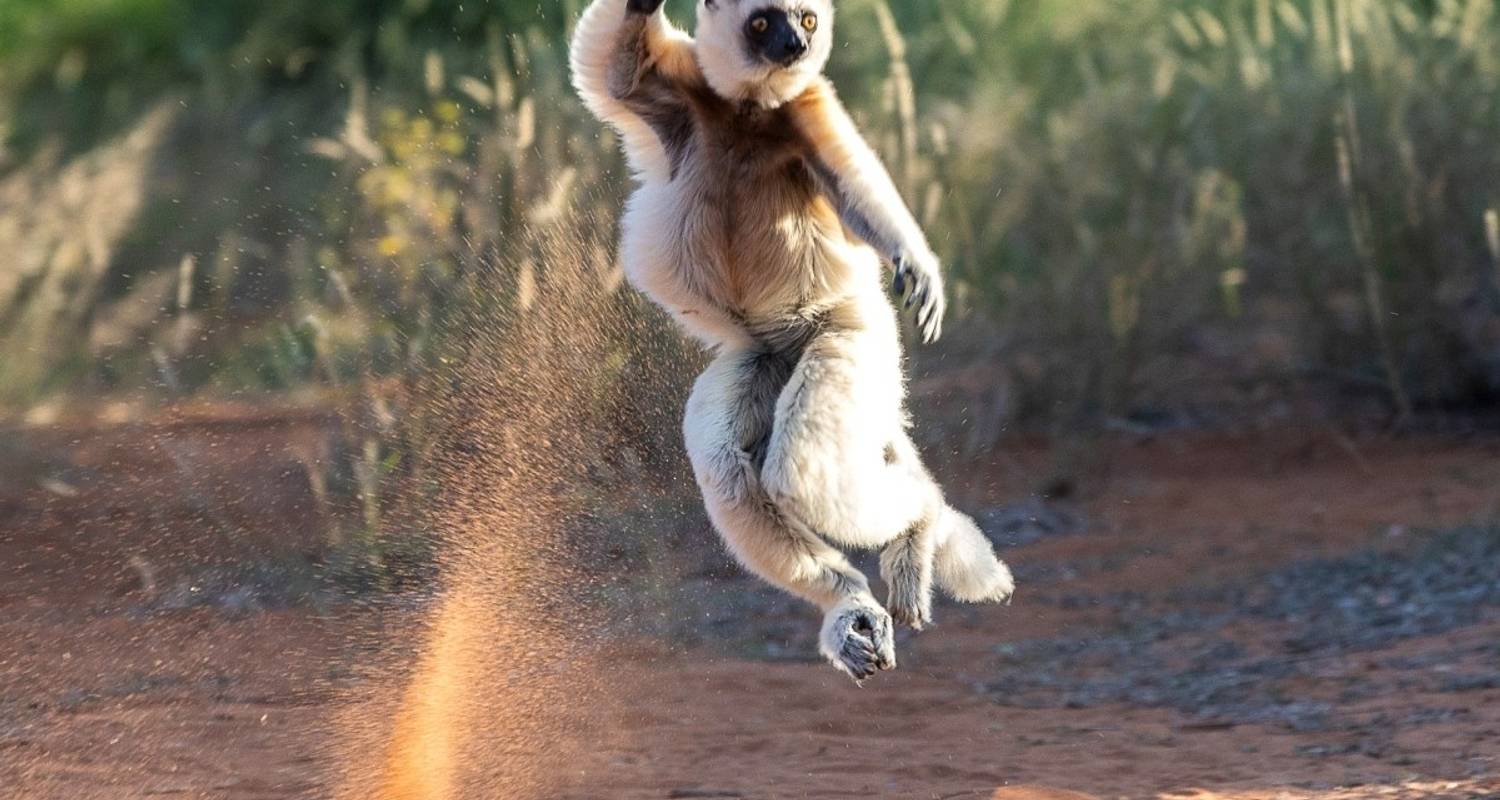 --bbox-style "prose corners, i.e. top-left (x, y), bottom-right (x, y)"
top-left (572, 0), bottom-right (1012, 681)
